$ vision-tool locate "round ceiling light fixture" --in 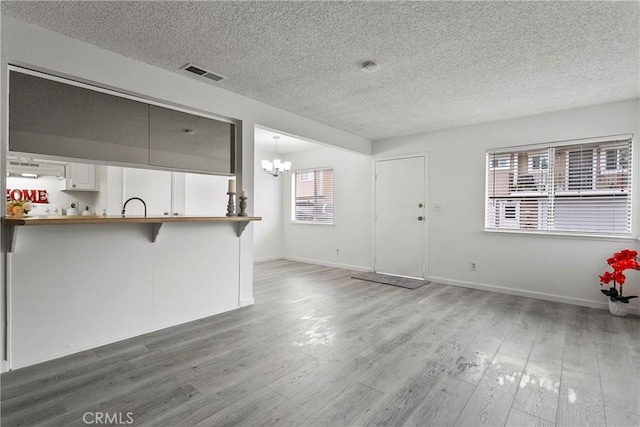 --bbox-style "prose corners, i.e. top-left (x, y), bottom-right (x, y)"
top-left (361, 61), bottom-right (379, 73)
